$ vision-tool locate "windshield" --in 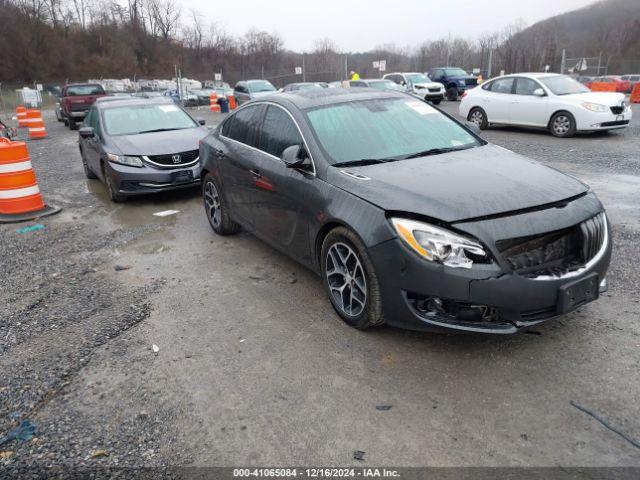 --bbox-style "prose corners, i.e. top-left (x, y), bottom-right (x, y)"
top-left (540, 76), bottom-right (590, 95)
top-left (444, 68), bottom-right (469, 77)
top-left (66, 85), bottom-right (104, 96)
top-left (248, 81), bottom-right (276, 93)
top-left (405, 74), bottom-right (428, 84)
top-left (369, 81), bottom-right (403, 91)
top-left (306, 98), bottom-right (480, 164)
top-left (102, 103), bottom-right (197, 136)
